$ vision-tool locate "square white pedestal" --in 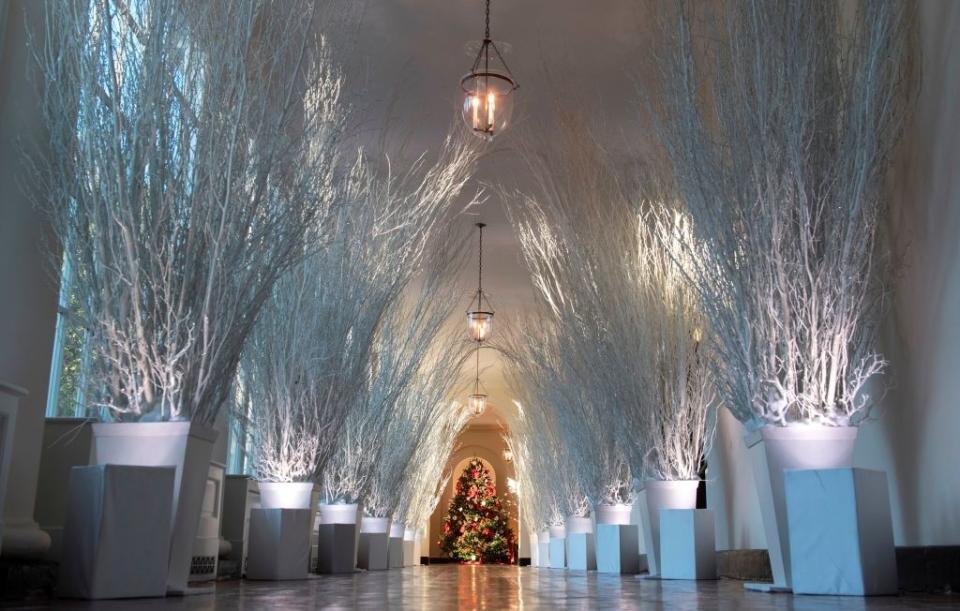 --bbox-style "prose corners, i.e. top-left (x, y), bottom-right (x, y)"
top-left (529, 535), bottom-right (539, 566)
top-left (402, 539), bottom-right (415, 566)
top-left (316, 523), bottom-right (358, 574)
top-left (537, 541), bottom-right (550, 567)
top-left (58, 465), bottom-right (175, 599)
top-left (549, 538), bottom-right (566, 569)
top-left (246, 508), bottom-right (312, 580)
top-left (596, 524), bottom-right (640, 574)
top-left (660, 509), bottom-right (716, 580)
top-left (388, 537), bottom-right (404, 569)
top-left (566, 533), bottom-right (596, 571)
top-left (785, 468), bottom-right (897, 596)
top-left (358, 532), bottom-right (389, 571)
